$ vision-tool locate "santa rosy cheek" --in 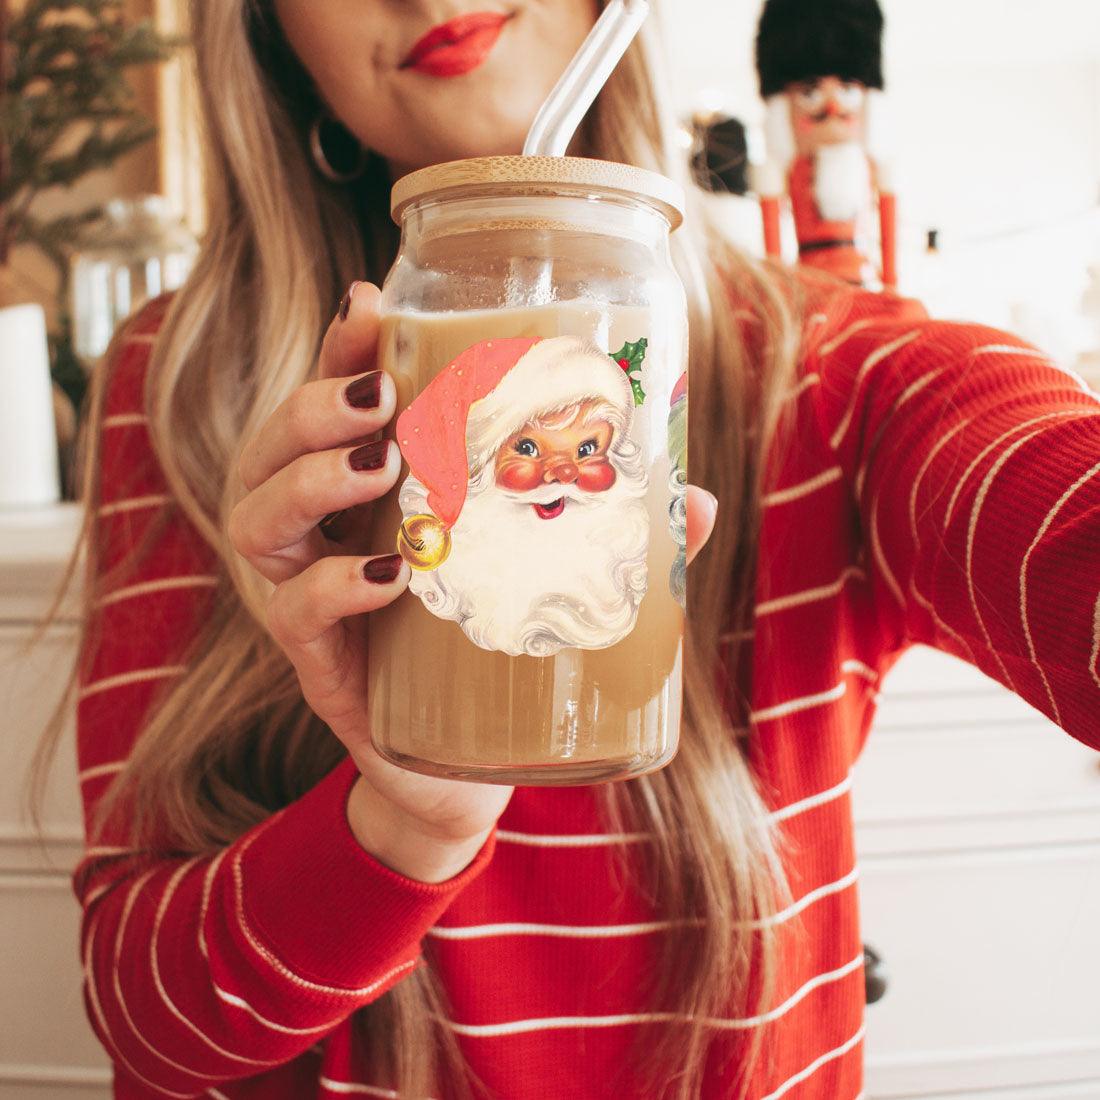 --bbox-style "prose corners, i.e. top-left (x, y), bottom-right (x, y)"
top-left (578, 461), bottom-right (616, 493)
top-left (496, 461), bottom-right (543, 492)
top-left (794, 116), bottom-right (815, 135)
